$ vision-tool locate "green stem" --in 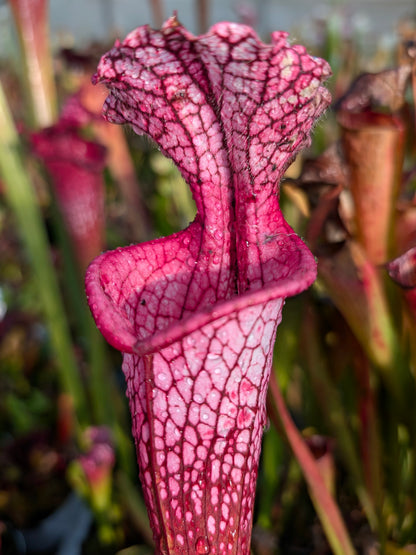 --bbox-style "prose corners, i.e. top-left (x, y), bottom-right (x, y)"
top-left (117, 472), bottom-right (154, 548)
top-left (148, 0), bottom-right (164, 28)
top-left (303, 305), bottom-right (379, 531)
top-left (48, 191), bottom-right (114, 426)
top-left (0, 80), bottom-right (87, 423)
top-left (256, 422), bottom-right (284, 529)
top-left (269, 372), bottom-right (357, 555)
top-left (45, 167), bottom-right (136, 477)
